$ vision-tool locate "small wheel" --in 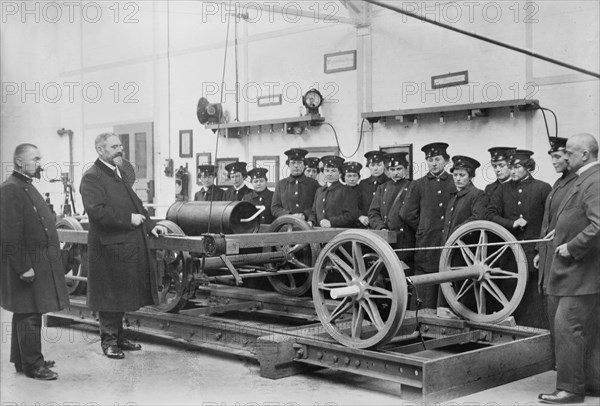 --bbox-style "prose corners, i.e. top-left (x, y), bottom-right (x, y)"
top-left (153, 220), bottom-right (192, 313)
top-left (312, 230), bottom-right (407, 349)
top-left (439, 220), bottom-right (528, 323)
top-left (265, 215), bottom-right (319, 296)
top-left (56, 217), bottom-right (87, 295)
